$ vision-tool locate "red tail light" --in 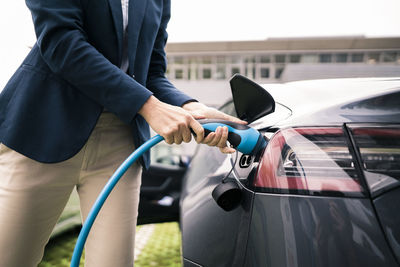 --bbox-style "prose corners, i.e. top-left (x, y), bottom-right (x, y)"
top-left (254, 127), bottom-right (365, 197)
top-left (348, 125), bottom-right (400, 197)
